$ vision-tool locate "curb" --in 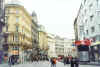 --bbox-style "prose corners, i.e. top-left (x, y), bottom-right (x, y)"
top-left (80, 63), bottom-right (100, 66)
